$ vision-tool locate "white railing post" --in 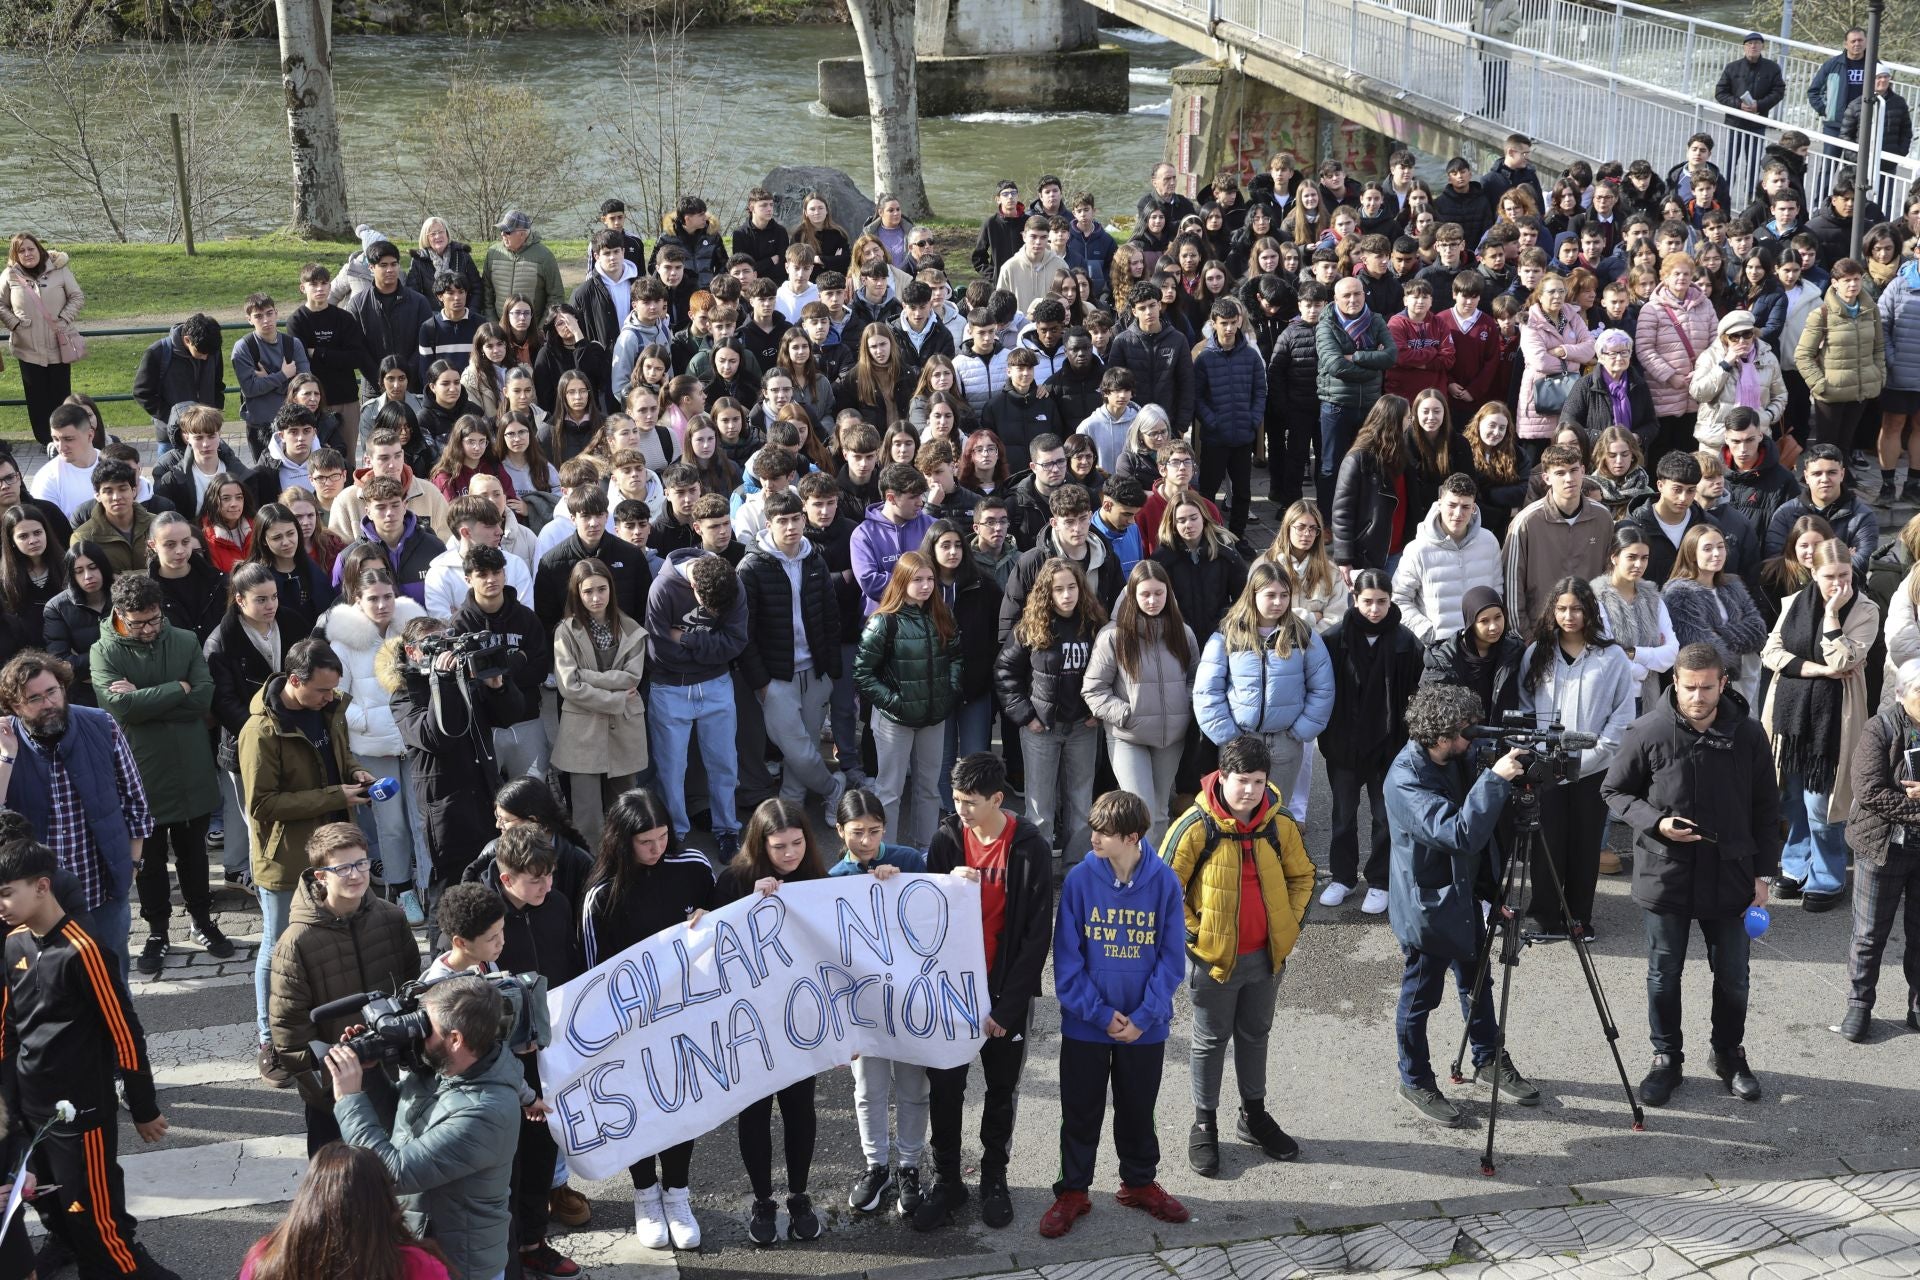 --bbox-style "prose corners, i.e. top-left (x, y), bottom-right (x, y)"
top-left (1543, 0), bottom-right (1558, 59)
top-left (1348, 0), bottom-right (1359, 69)
top-left (1402, 10), bottom-right (1413, 73)
top-left (1680, 23), bottom-right (1696, 98)
top-left (1609, 0), bottom-right (1623, 75)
